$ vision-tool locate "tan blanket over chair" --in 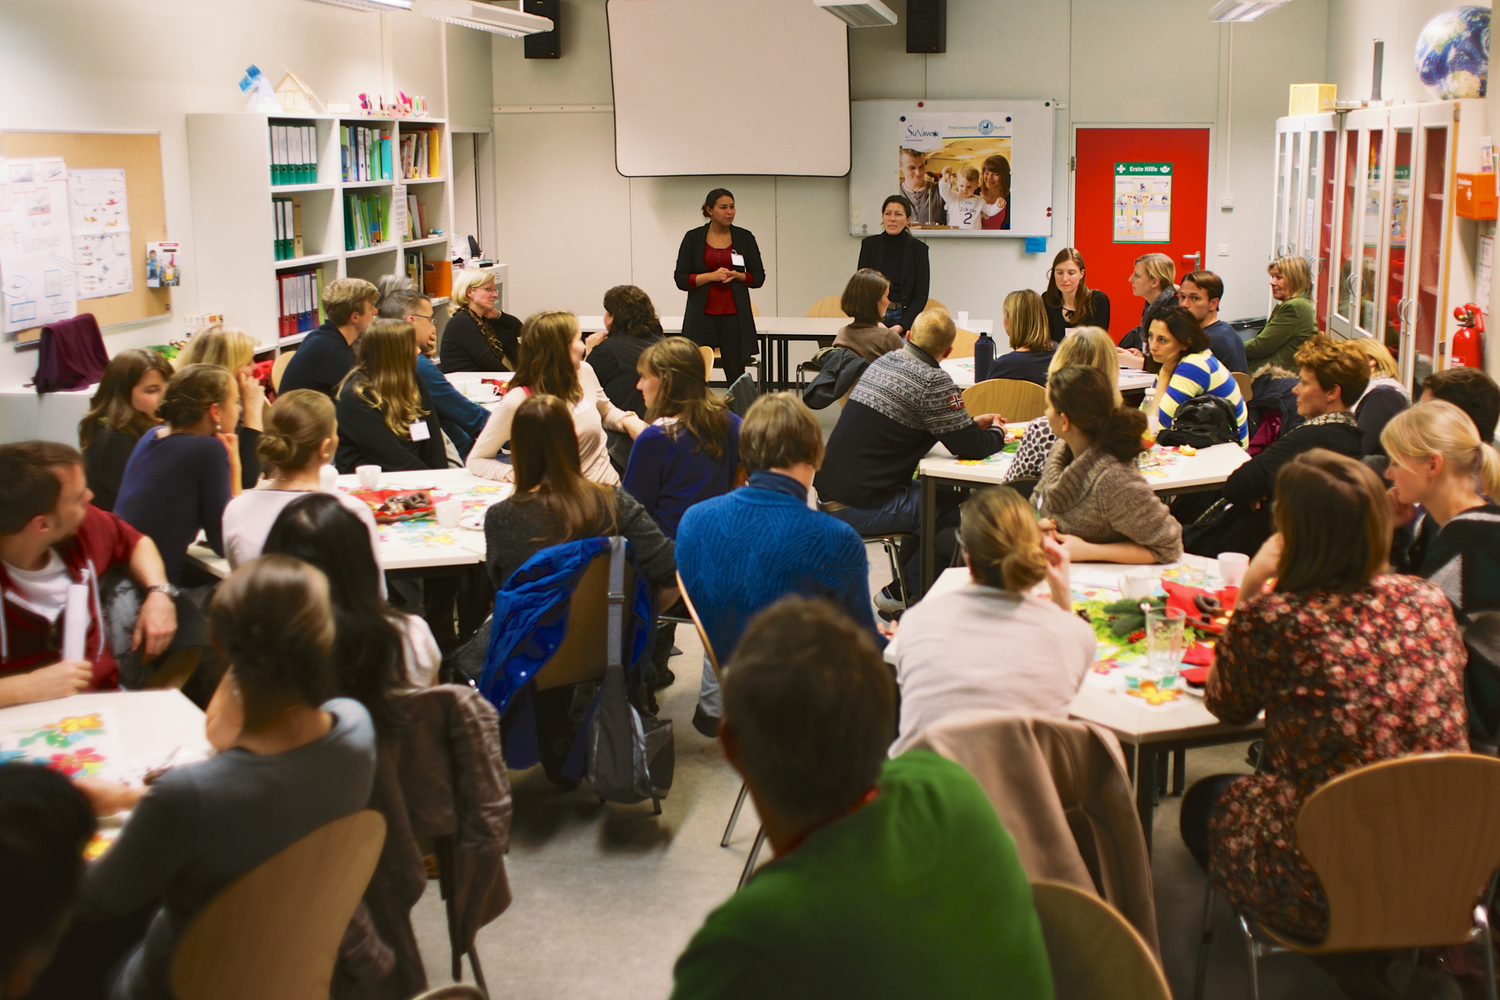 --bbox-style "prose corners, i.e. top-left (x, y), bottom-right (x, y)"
top-left (910, 709), bottom-right (1159, 957)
